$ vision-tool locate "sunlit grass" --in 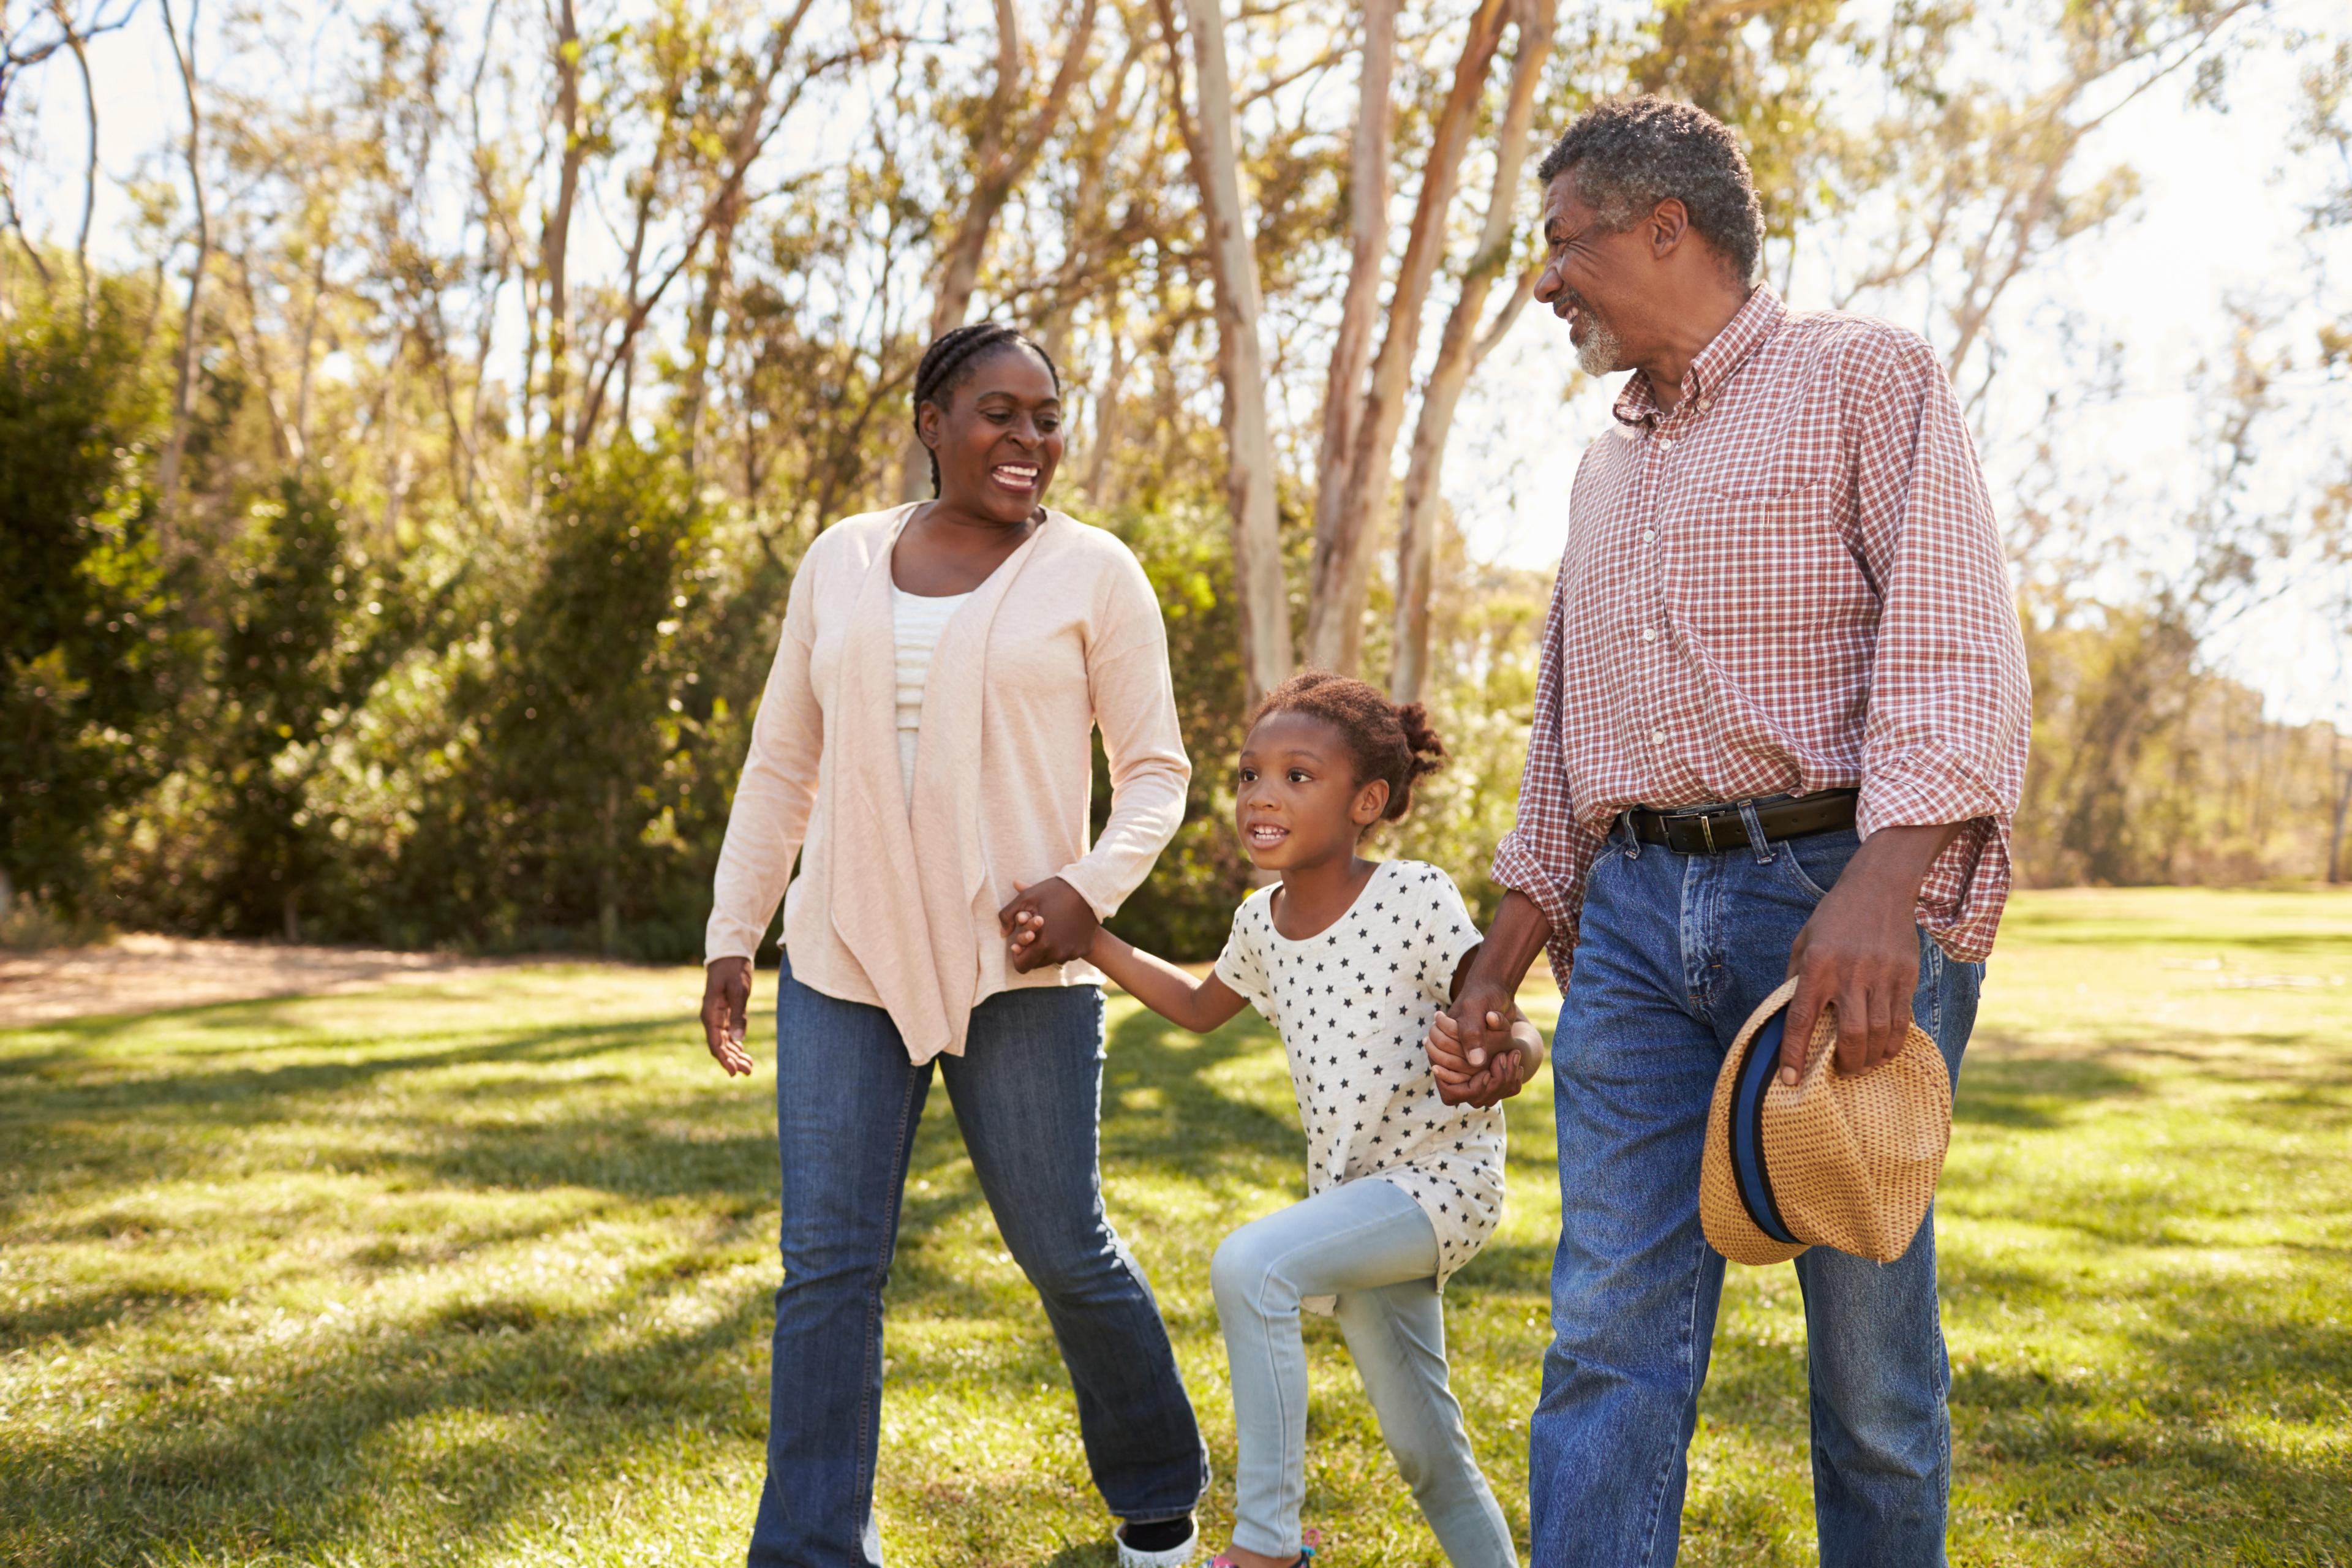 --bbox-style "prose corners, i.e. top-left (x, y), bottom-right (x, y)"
top-left (2, 887), bottom-right (2348, 1565)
